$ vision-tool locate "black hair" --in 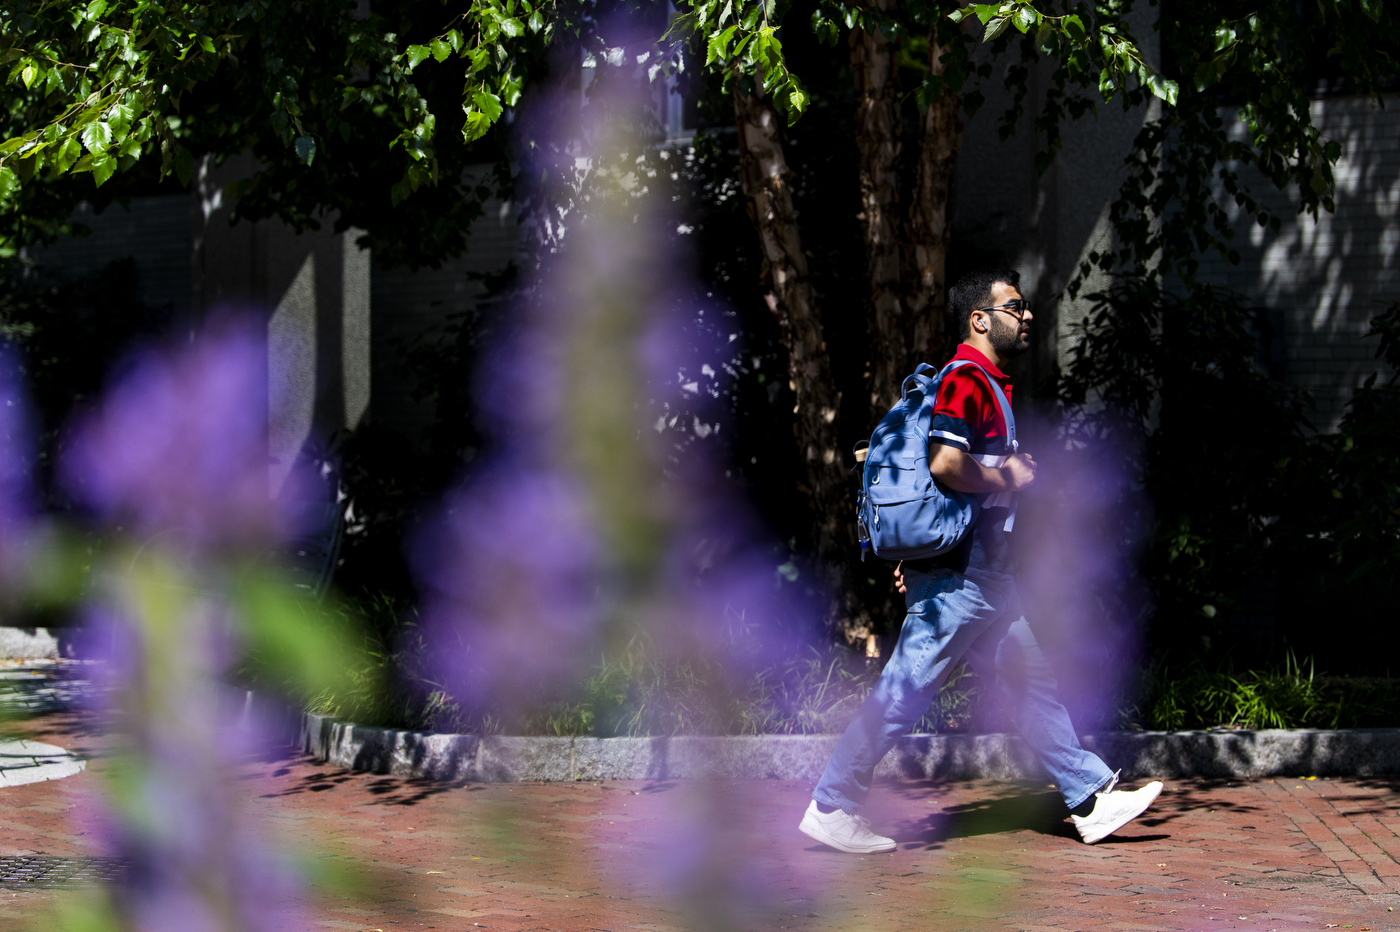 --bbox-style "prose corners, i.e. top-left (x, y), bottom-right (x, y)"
top-left (947, 269), bottom-right (1021, 341)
